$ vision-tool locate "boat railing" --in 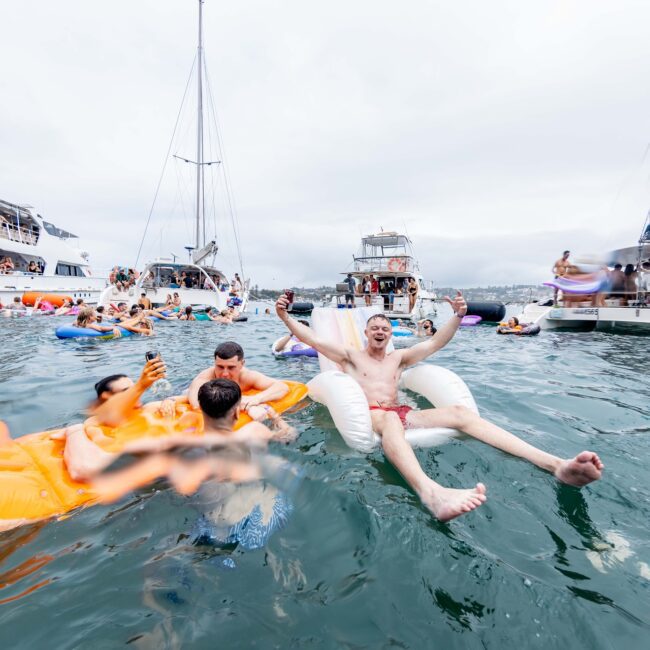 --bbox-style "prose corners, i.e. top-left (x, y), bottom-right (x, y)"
top-left (0, 221), bottom-right (40, 246)
top-left (353, 255), bottom-right (415, 274)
